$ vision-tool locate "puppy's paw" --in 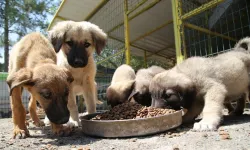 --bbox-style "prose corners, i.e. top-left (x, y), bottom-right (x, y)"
top-left (192, 121), bottom-right (218, 132)
top-left (43, 116), bottom-right (50, 125)
top-left (33, 120), bottom-right (45, 127)
top-left (13, 126), bottom-right (30, 139)
top-left (52, 125), bottom-right (72, 137)
top-left (66, 117), bottom-right (80, 128)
